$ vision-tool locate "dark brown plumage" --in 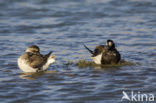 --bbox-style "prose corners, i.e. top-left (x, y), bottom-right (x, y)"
top-left (84, 40), bottom-right (121, 64)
